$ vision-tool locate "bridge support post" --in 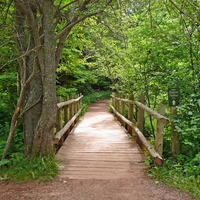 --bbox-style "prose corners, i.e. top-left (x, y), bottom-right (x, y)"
top-left (121, 95), bottom-right (125, 128)
top-left (170, 107), bottom-right (180, 156)
top-left (56, 96), bottom-right (63, 131)
top-left (137, 95), bottom-right (145, 149)
top-left (128, 94), bottom-right (133, 134)
top-left (155, 104), bottom-right (165, 156)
